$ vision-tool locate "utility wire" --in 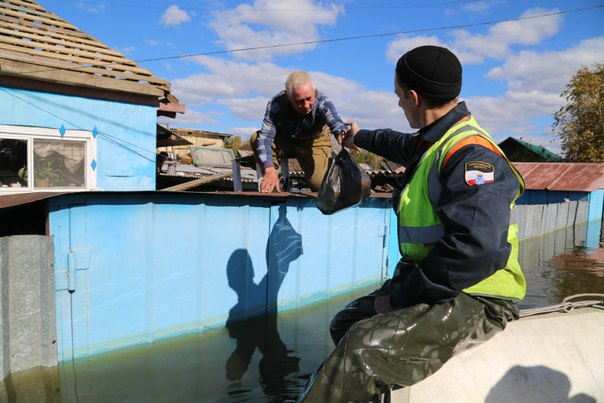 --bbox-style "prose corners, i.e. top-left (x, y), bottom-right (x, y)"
top-left (69, 0), bottom-right (467, 12)
top-left (0, 88), bottom-right (157, 162)
top-left (134, 6), bottom-right (603, 63)
top-left (19, 5), bottom-right (602, 74)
